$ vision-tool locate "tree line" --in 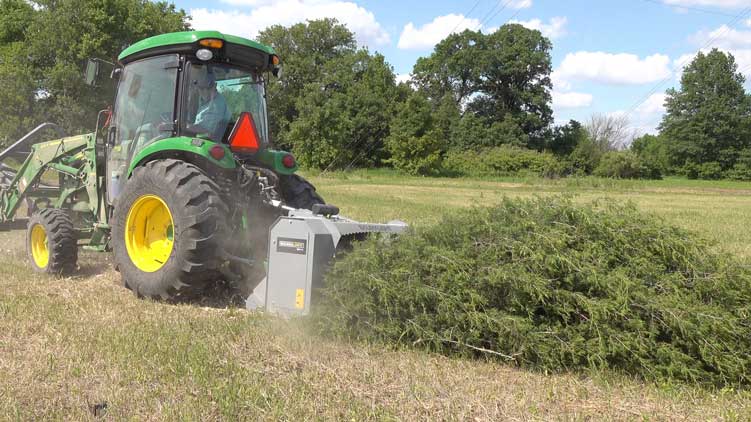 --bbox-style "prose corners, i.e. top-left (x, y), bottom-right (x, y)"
top-left (1, 0), bottom-right (749, 181)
